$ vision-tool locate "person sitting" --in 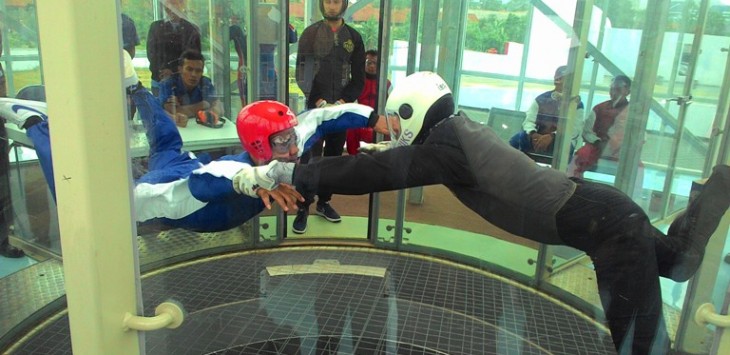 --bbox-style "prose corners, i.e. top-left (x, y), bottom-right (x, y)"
top-left (569, 75), bottom-right (632, 178)
top-left (145, 0), bottom-right (201, 96)
top-left (158, 50), bottom-right (222, 127)
top-left (509, 66), bottom-right (584, 160)
top-left (0, 51), bottom-right (390, 234)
